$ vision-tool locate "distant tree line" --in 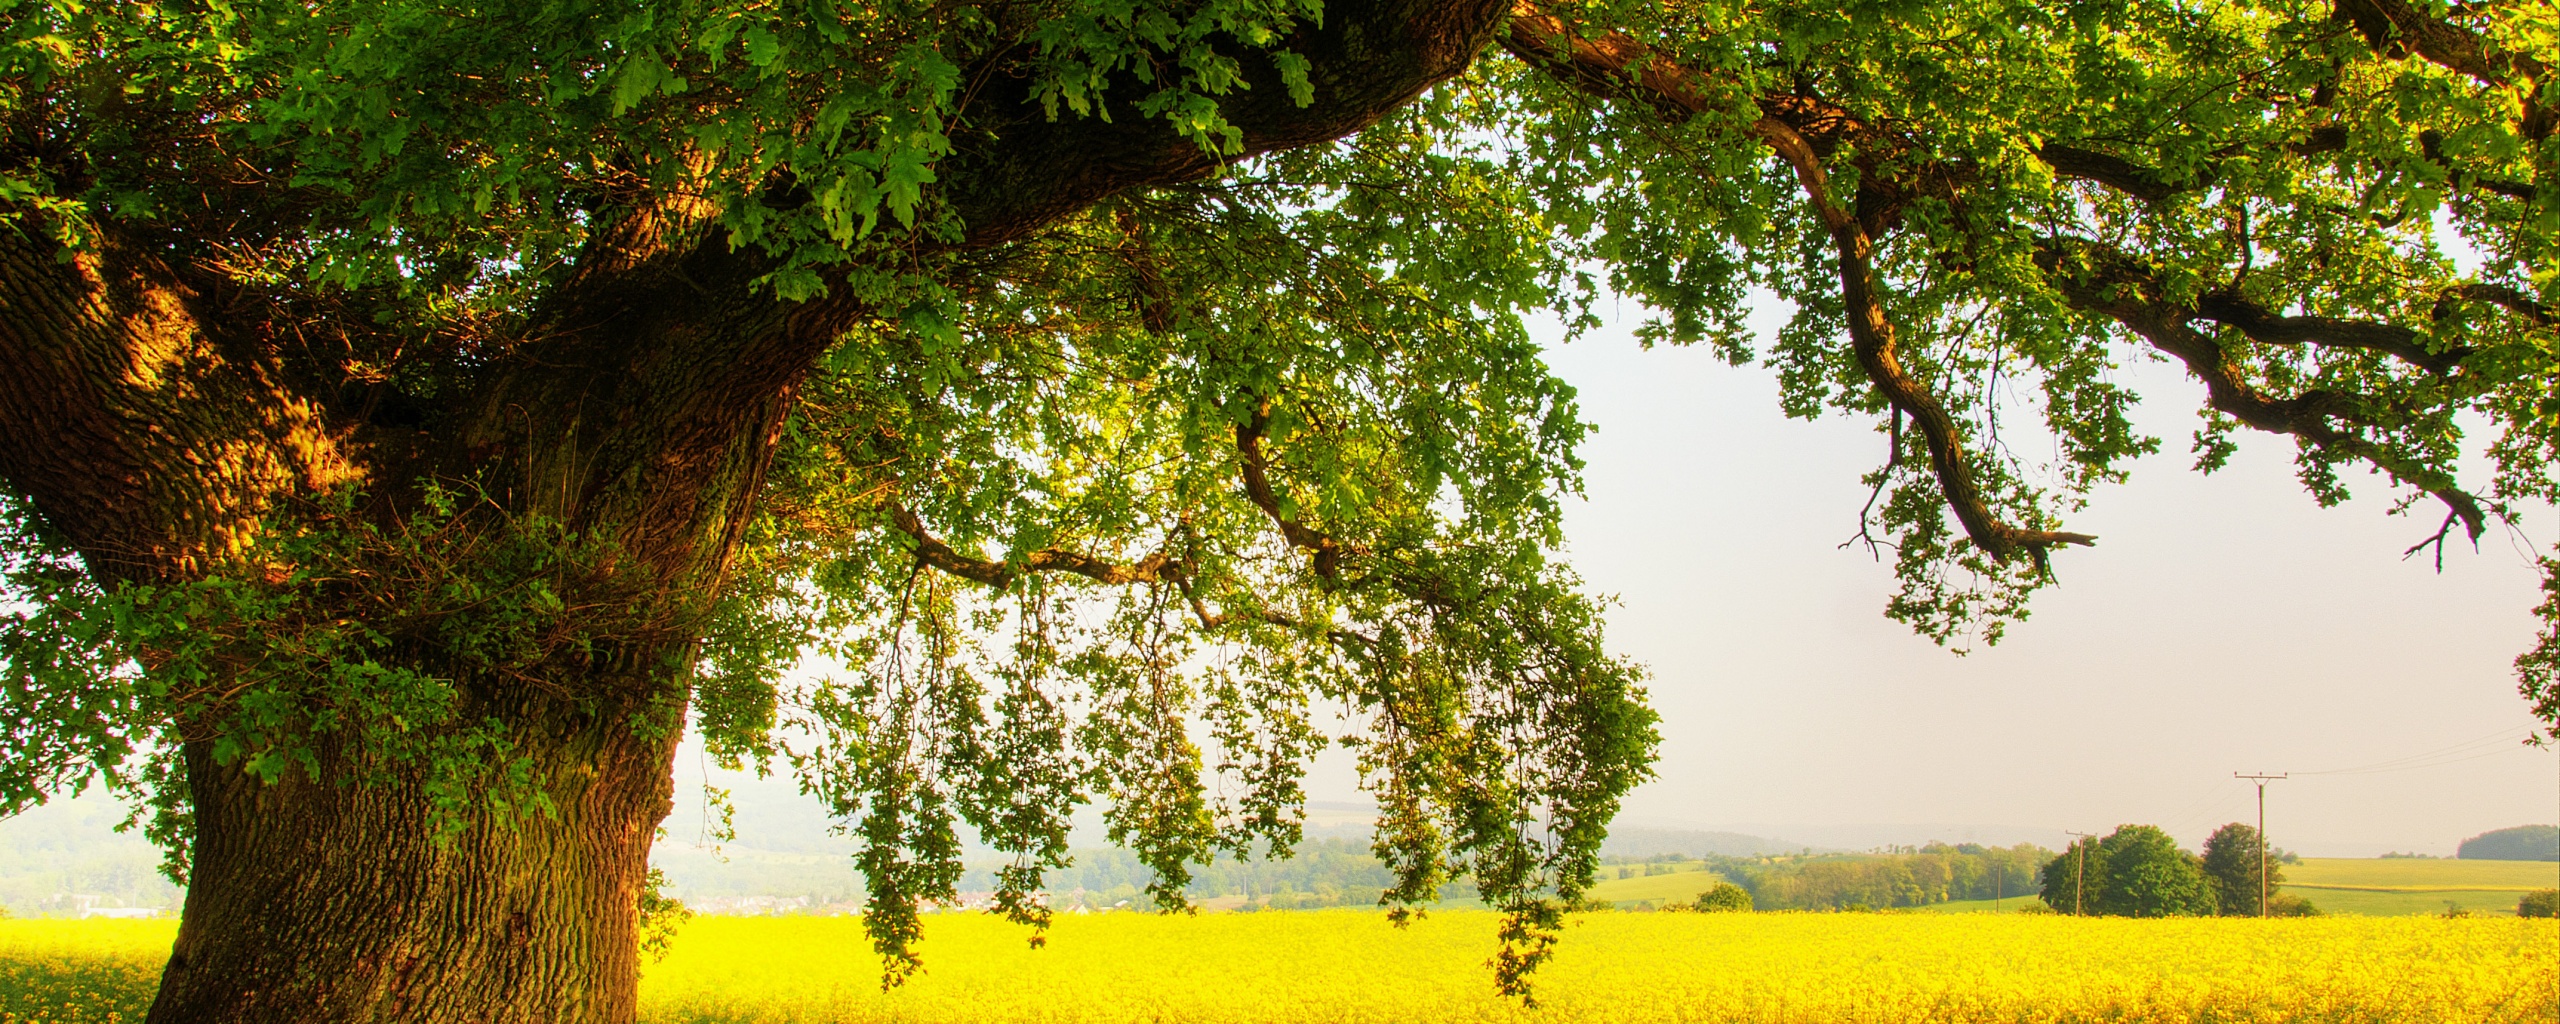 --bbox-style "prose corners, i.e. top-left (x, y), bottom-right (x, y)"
top-left (2041, 824), bottom-right (2316, 918)
top-left (2458, 825), bottom-right (2560, 861)
top-left (1693, 844), bottom-right (2055, 912)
